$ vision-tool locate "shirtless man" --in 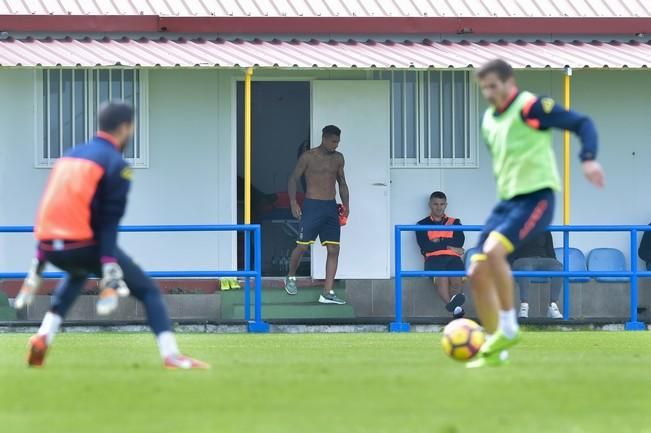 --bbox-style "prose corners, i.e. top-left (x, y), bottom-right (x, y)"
top-left (285, 125), bottom-right (350, 305)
